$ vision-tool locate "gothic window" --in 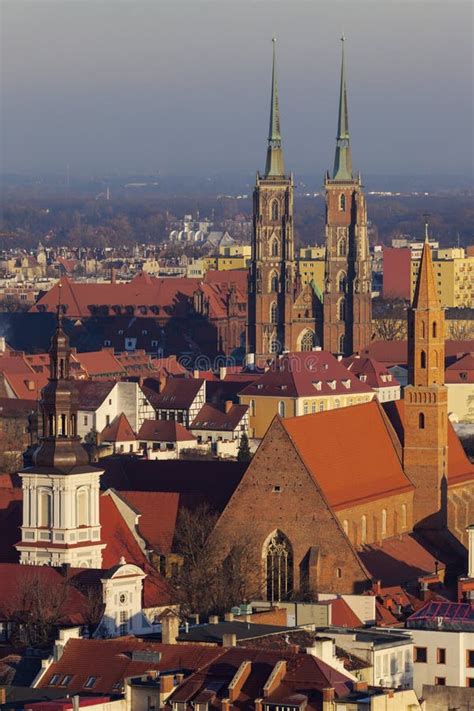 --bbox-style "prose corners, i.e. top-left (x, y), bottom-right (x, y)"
top-left (381, 509), bottom-right (387, 535)
top-left (419, 412), bottom-right (425, 429)
top-left (39, 491), bottom-right (52, 528)
top-left (420, 350), bottom-right (426, 369)
top-left (421, 321), bottom-right (425, 338)
top-left (265, 530), bottom-right (293, 602)
top-left (300, 330), bottom-right (315, 352)
top-left (337, 238), bottom-right (347, 257)
top-left (270, 302), bottom-right (278, 324)
top-left (361, 515), bottom-right (367, 544)
top-left (278, 400), bottom-right (285, 417)
top-left (432, 321), bottom-right (437, 337)
top-left (76, 488), bottom-right (89, 527)
top-left (270, 200), bottom-right (279, 221)
top-left (270, 237), bottom-right (279, 257)
top-left (270, 271), bottom-right (279, 292)
top-left (338, 298), bottom-right (346, 321)
top-left (339, 194), bottom-right (346, 211)
top-left (338, 272), bottom-right (347, 292)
